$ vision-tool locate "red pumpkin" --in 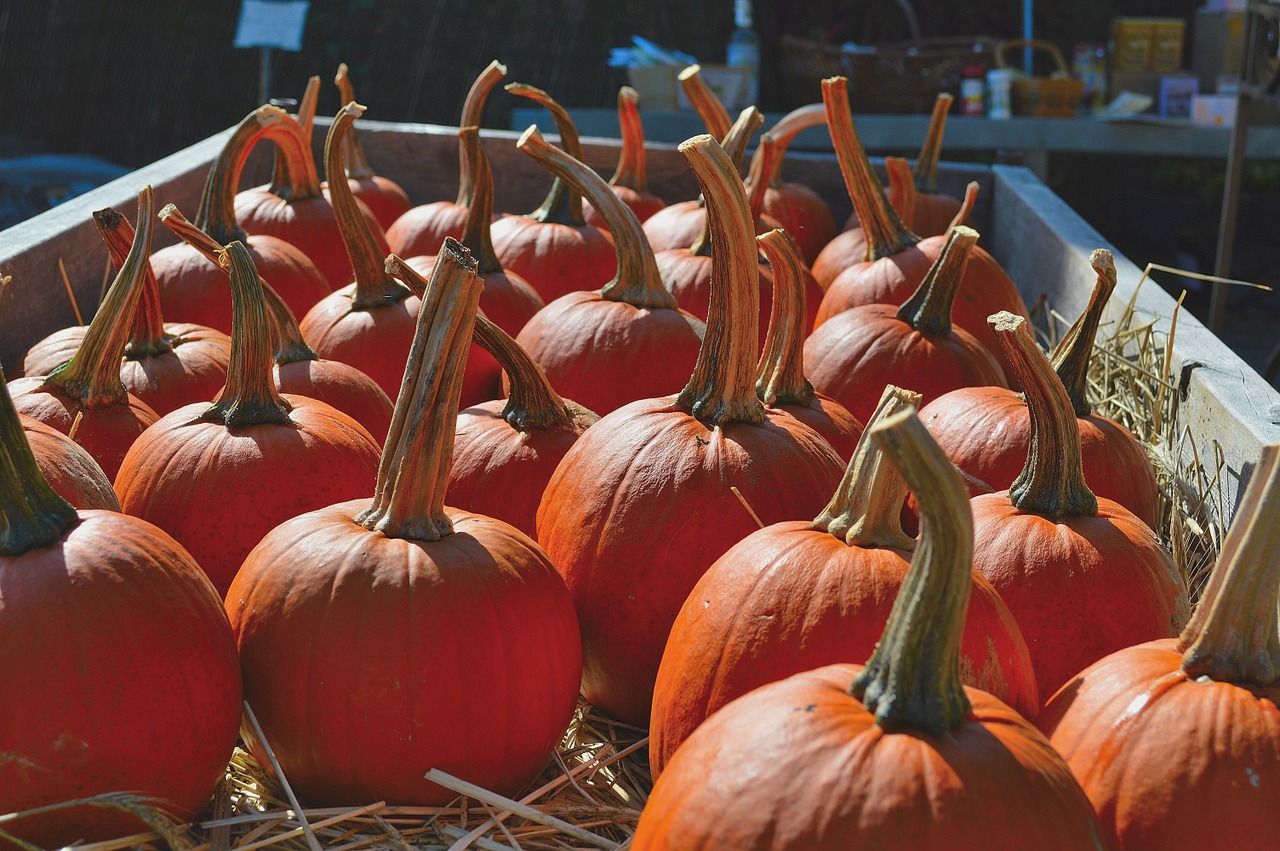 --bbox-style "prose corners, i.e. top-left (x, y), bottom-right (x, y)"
top-left (512, 126), bottom-right (703, 416)
top-left (633, 410), bottom-right (1103, 850)
top-left (804, 225), bottom-right (1008, 427)
top-left (150, 105), bottom-right (331, 332)
top-left (536, 134), bottom-right (844, 726)
top-left (21, 415), bottom-right (120, 511)
top-left (0, 371), bottom-right (239, 848)
top-left (115, 241), bottom-right (382, 597)
top-left (385, 60), bottom-right (507, 259)
top-left (225, 239), bottom-right (581, 806)
top-left (649, 386), bottom-right (1038, 777)
top-left (10, 186), bottom-right (161, 479)
top-left (754, 228), bottom-right (862, 459)
top-left (1037, 442), bottom-right (1280, 850)
top-left (920, 250), bottom-right (1160, 528)
top-left (489, 84), bottom-right (616, 302)
top-left (583, 86), bottom-right (665, 228)
top-left (969, 311), bottom-right (1189, 701)
top-left (161, 204), bottom-right (394, 443)
top-left (329, 63), bottom-right (412, 229)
